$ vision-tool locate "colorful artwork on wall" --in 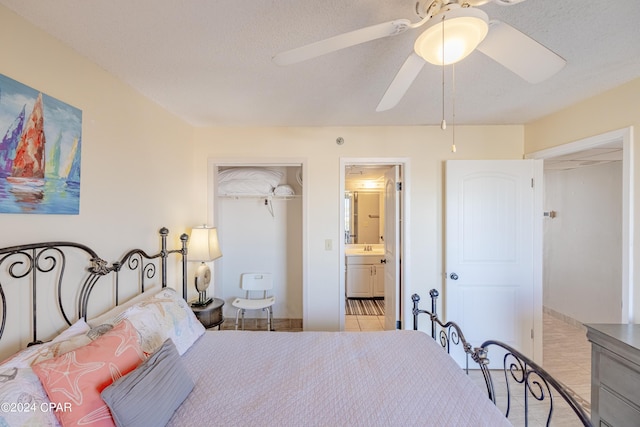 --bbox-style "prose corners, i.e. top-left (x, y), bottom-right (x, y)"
top-left (0, 74), bottom-right (82, 214)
